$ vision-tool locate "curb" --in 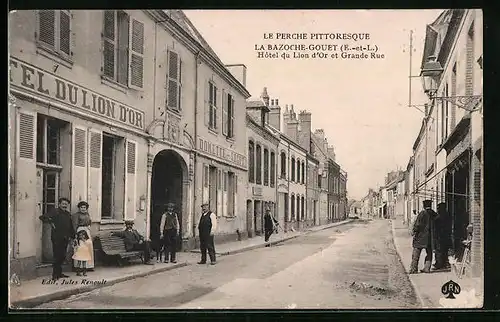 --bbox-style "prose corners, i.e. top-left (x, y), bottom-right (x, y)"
top-left (390, 220), bottom-right (426, 308)
top-left (10, 262), bottom-right (189, 309)
top-left (190, 220), bottom-right (354, 256)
